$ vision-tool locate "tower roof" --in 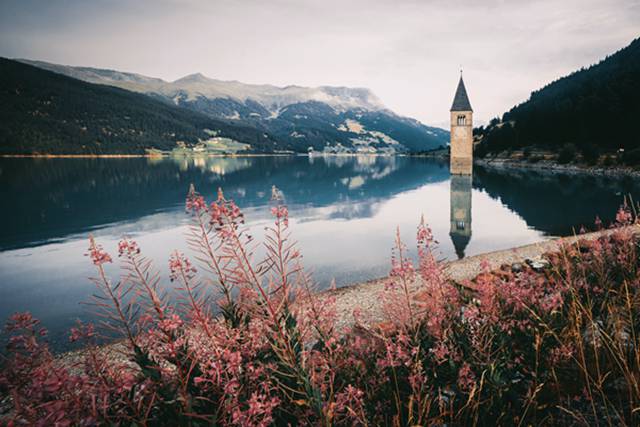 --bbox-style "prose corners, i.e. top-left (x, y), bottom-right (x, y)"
top-left (450, 232), bottom-right (471, 259)
top-left (450, 76), bottom-right (472, 112)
